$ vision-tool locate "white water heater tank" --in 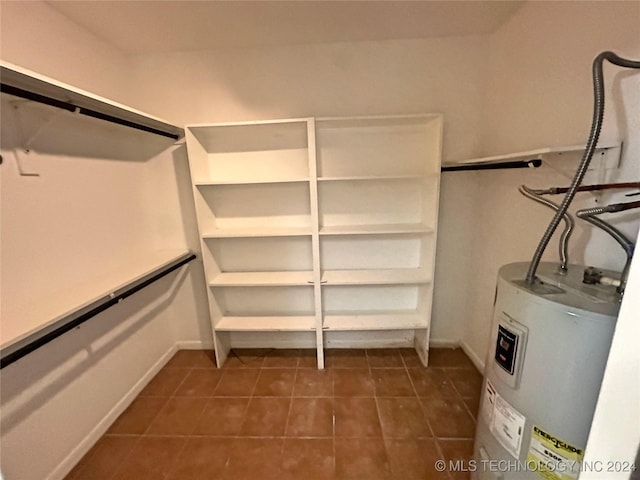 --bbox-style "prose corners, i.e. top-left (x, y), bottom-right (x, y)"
top-left (472, 262), bottom-right (620, 480)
